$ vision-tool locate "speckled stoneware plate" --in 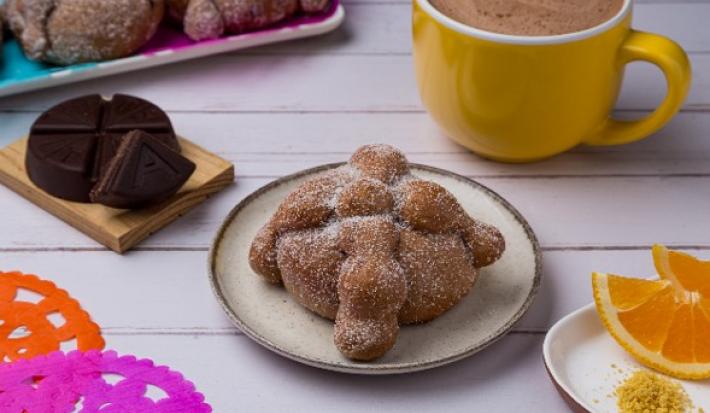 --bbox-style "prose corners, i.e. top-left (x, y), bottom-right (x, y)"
top-left (544, 304), bottom-right (710, 412)
top-left (209, 163), bottom-right (542, 374)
